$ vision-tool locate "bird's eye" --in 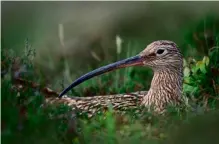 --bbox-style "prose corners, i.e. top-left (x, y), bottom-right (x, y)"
top-left (156, 49), bottom-right (165, 55)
